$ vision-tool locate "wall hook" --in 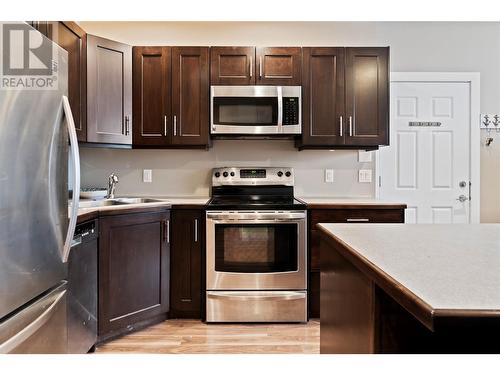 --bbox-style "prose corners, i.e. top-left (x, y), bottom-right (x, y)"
top-left (486, 137), bottom-right (494, 146)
